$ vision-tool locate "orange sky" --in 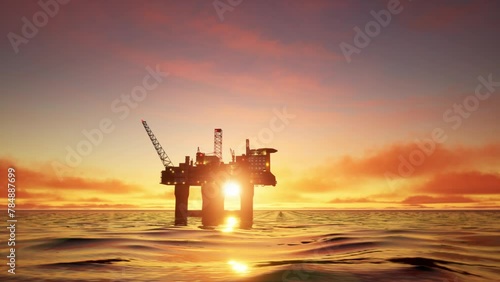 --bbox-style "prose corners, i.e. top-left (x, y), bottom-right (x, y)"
top-left (0, 0), bottom-right (499, 210)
